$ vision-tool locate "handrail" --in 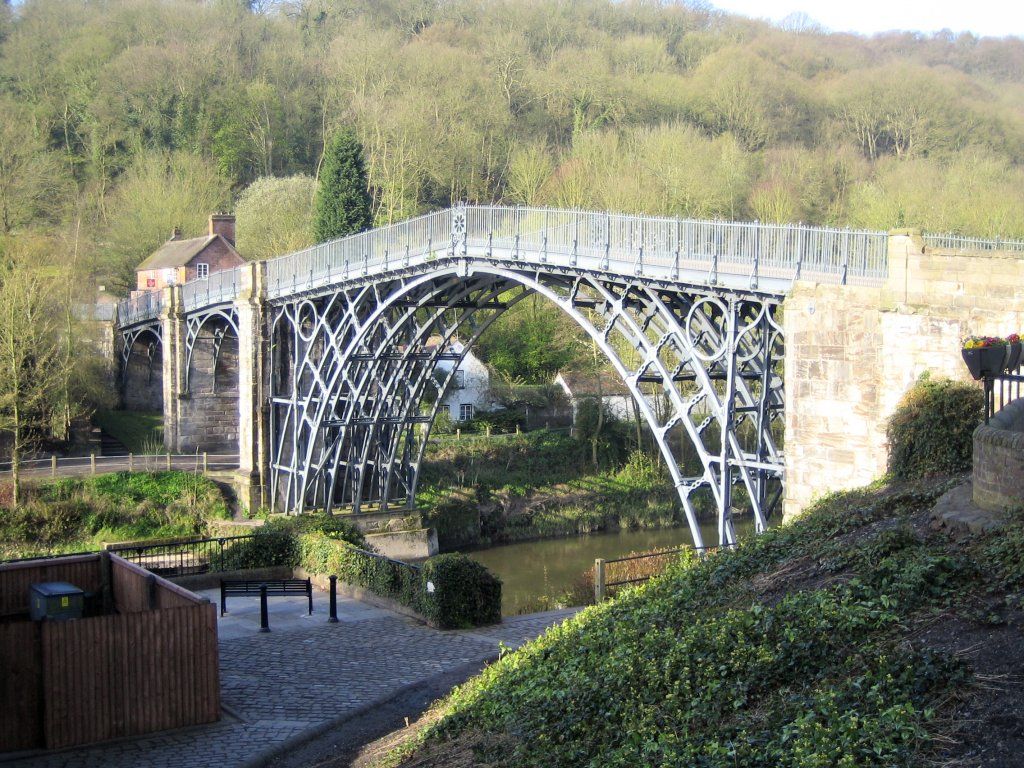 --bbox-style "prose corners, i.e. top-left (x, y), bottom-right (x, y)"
top-left (114, 207), bottom-right (1024, 330)
top-left (925, 233), bottom-right (1024, 253)
top-left (182, 266), bottom-right (242, 312)
top-left (116, 290), bottom-right (166, 327)
top-left (0, 452), bottom-right (240, 477)
top-left (116, 206), bottom-right (896, 328)
top-left (262, 205), bottom-right (889, 300)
